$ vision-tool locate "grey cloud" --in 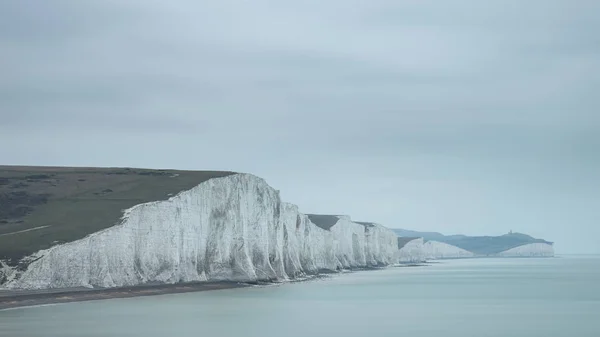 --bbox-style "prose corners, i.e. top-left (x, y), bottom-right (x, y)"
top-left (0, 0), bottom-right (599, 253)
top-left (0, 1), bottom-right (145, 44)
